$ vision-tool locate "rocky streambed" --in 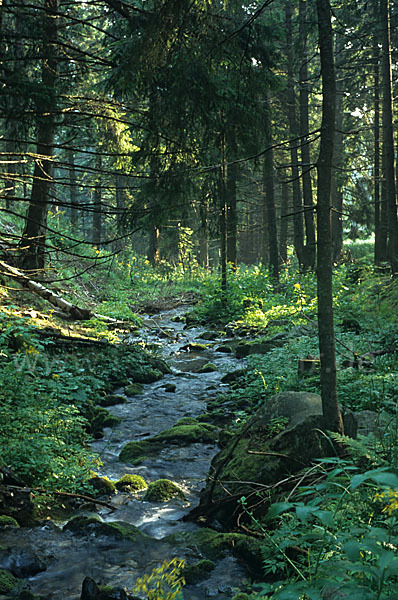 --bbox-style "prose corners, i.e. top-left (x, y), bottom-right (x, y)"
top-left (0, 308), bottom-right (258, 599)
